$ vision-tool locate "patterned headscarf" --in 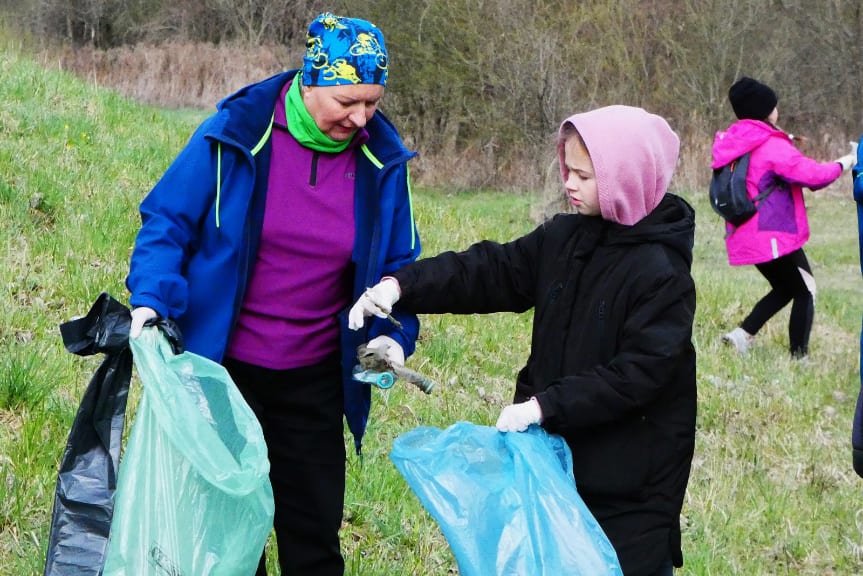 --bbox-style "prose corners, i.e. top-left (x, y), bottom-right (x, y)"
top-left (302, 13), bottom-right (388, 87)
